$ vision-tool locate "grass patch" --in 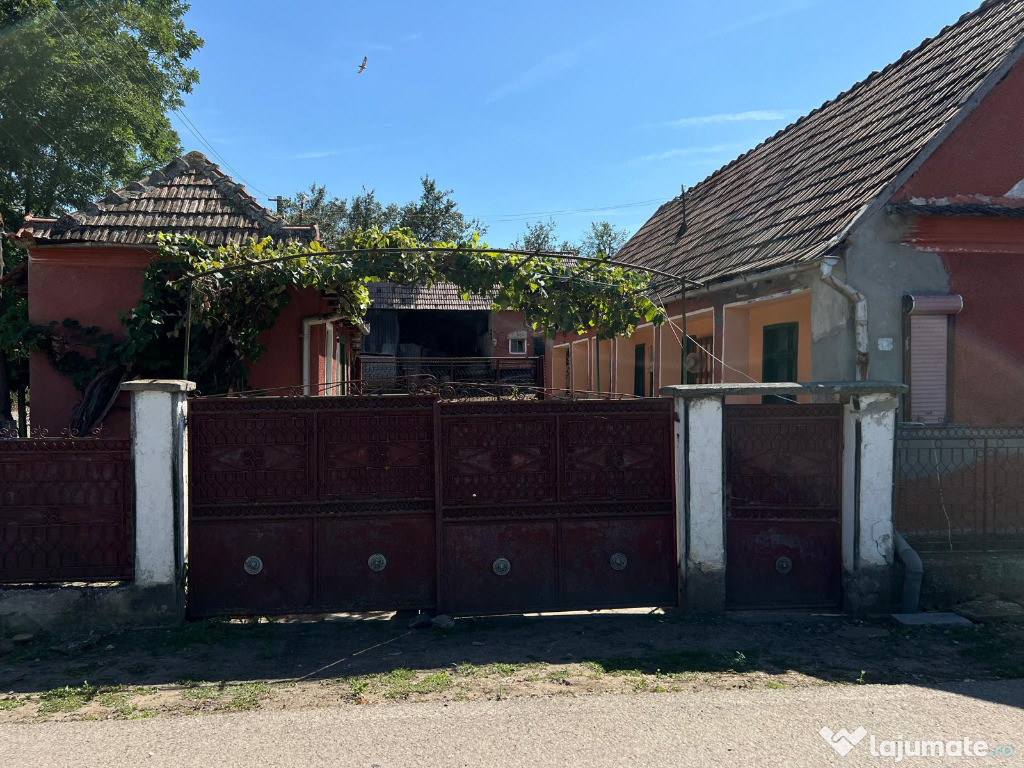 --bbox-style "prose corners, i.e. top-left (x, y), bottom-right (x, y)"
top-left (764, 680), bottom-right (787, 690)
top-left (37, 682), bottom-right (100, 715)
top-left (585, 649), bottom-right (758, 677)
top-left (98, 692), bottom-right (138, 718)
top-left (0, 698), bottom-right (24, 710)
top-left (380, 670), bottom-right (452, 699)
top-left (178, 679), bottom-right (224, 701)
top-left (224, 682), bottom-right (271, 711)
